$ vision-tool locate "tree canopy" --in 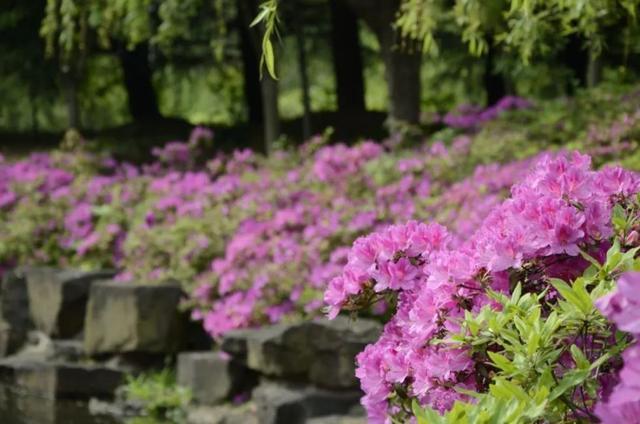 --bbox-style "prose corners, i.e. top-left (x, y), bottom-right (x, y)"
top-left (1, 0), bottom-right (639, 151)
